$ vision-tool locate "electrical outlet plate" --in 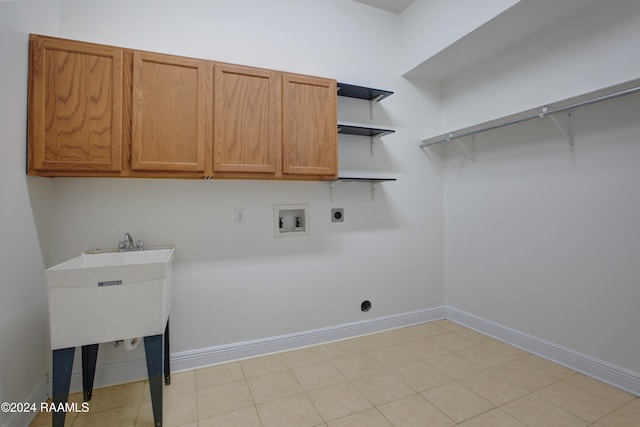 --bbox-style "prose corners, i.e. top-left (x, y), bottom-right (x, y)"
top-left (331, 208), bottom-right (344, 223)
top-left (274, 204), bottom-right (310, 237)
